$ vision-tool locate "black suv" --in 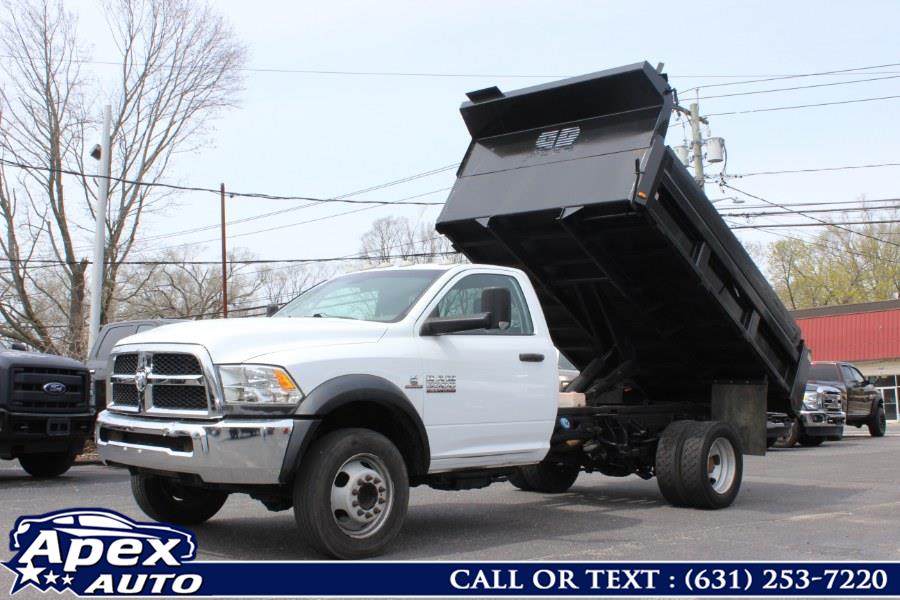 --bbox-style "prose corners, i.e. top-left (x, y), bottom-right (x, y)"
top-left (0, 345), bottom-right (93, 477)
